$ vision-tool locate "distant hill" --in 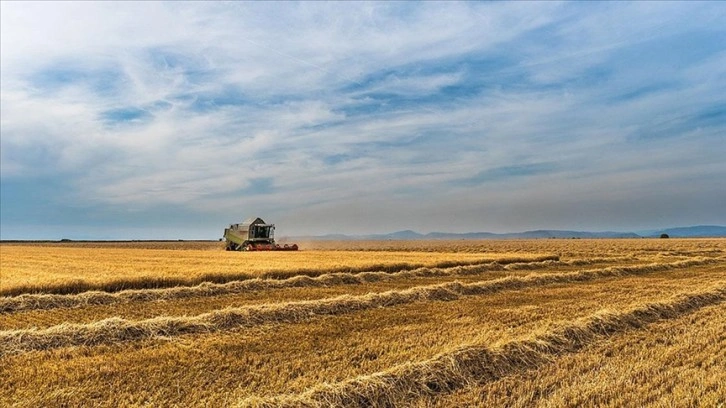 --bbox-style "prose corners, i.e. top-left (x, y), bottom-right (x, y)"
top-left (510, 230), bottom-right (641, 239)
top-left (639, 225), bottom-right (726, 238)
top-left (291, 226), bottom-right (726, 241)
top-left (291, 228), bottom-right (682, 241)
